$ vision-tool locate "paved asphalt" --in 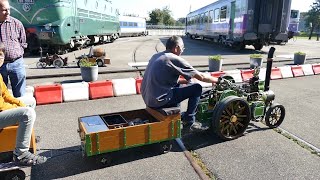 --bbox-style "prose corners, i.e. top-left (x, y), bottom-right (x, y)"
top-left (30, 75), bottom-right (320, 180)
top-left (19, 36), bottom-right (320, 179)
